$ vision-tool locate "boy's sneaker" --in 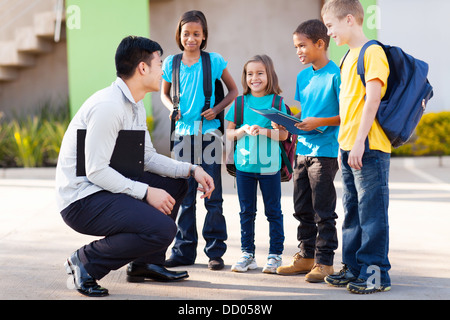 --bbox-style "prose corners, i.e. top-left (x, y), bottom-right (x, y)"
top-left (231, 252), bottom-right (257, 272)
top-left (262, 254), bottom-right (282, 274)
top-left (324, 264), bottom-right (357, 287)
top-left (347, 278), bottom-right (391, 294)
